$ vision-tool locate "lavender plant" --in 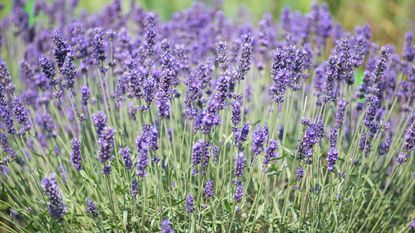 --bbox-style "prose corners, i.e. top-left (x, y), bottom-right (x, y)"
top-left (0, 1), bottom-right (414, 232)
